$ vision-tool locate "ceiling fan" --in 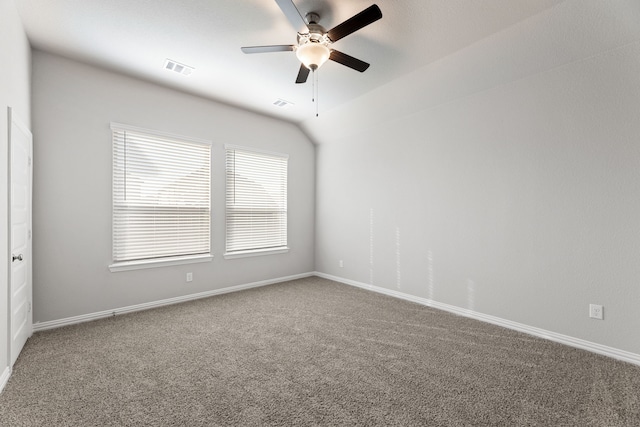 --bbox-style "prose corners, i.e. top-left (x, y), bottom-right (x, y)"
top-left (241, 0), bottom-right (383, 84)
